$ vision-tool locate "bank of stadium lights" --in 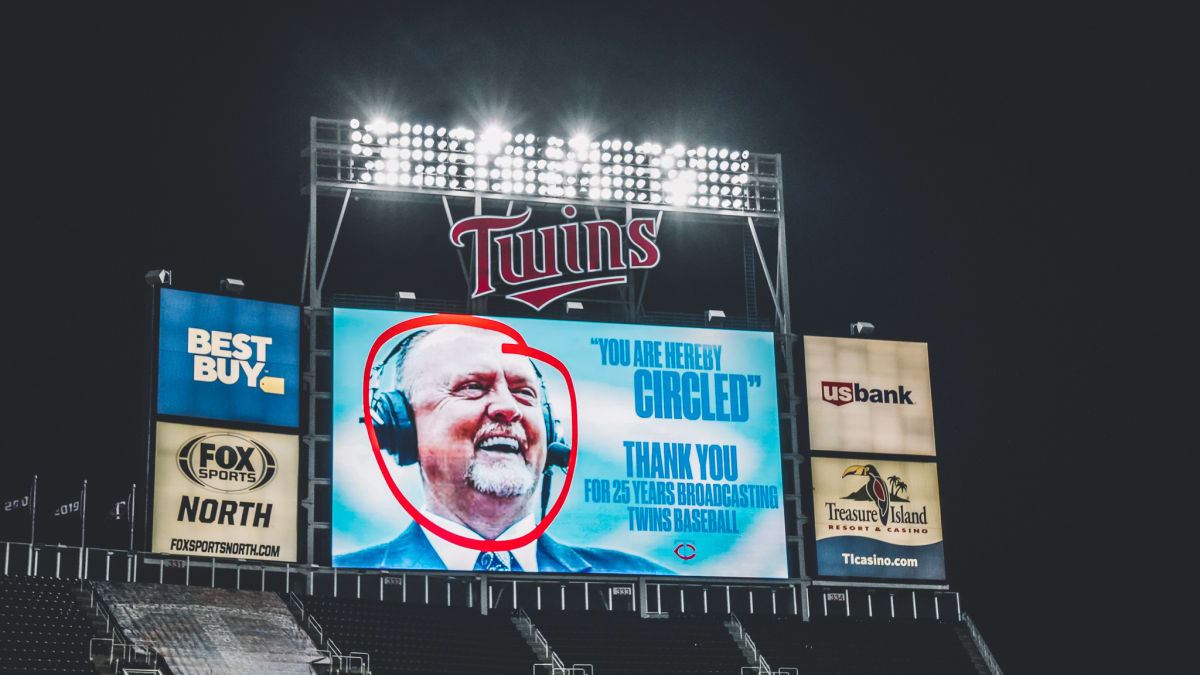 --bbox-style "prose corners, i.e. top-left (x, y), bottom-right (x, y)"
top-left (343, 118), bottom-right (758, 211)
